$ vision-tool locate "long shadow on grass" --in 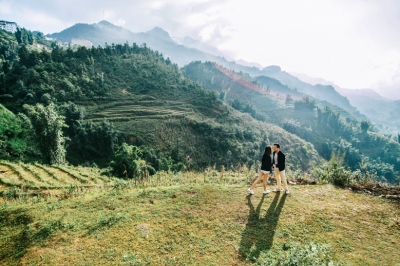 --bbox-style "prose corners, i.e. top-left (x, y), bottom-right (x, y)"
top-left (239, 192), bottom-right (287, 262)
top-left (0, 209), bottom-right (66, 264)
